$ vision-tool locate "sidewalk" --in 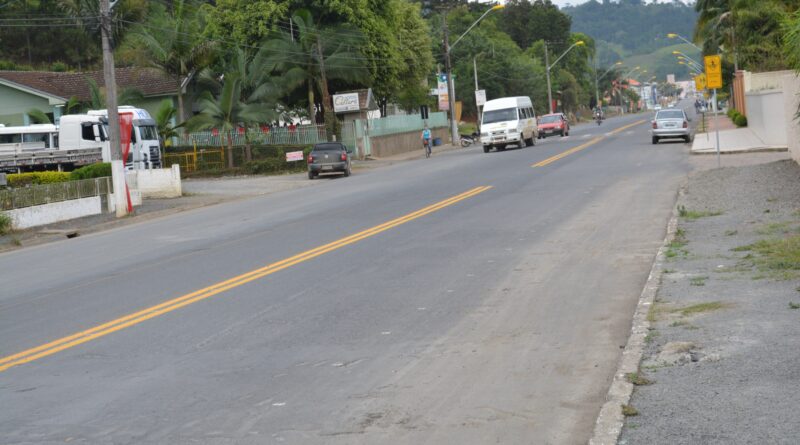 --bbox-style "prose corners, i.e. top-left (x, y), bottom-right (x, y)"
top-left (618, 158), bottom-right (800, 444)
top-left (691, 113), bottom-right (788, 154)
